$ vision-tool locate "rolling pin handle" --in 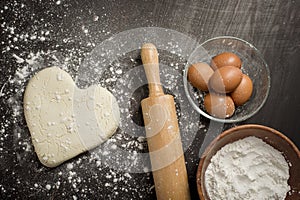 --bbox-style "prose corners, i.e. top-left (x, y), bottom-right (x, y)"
top-left (141, 43), bottom-right (164, 97)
